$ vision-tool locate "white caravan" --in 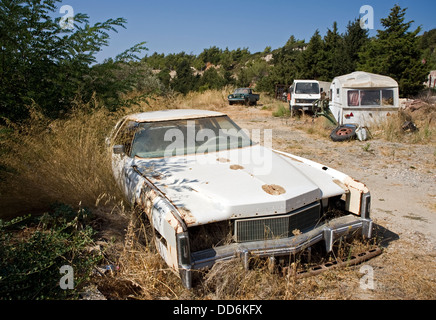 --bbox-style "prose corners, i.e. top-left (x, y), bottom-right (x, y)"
top-left (329, 71), bottom-right (400, 127)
